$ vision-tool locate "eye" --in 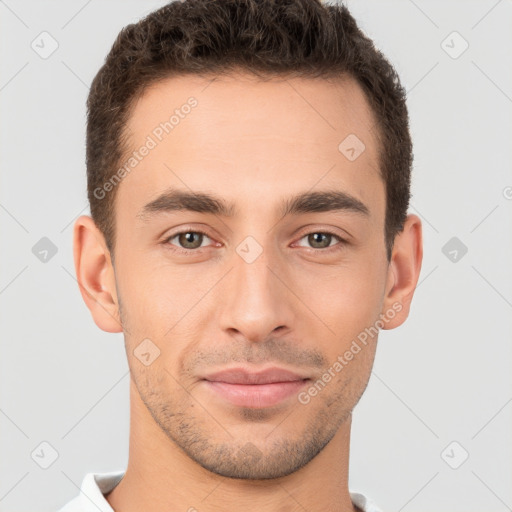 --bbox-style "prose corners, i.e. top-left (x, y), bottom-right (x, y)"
top-left (294, 231), bottom-right (347, 252)
top-left (162, 228), bottom-right (348, 256)
top-left (163, 229), bottom-right (215, 254)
